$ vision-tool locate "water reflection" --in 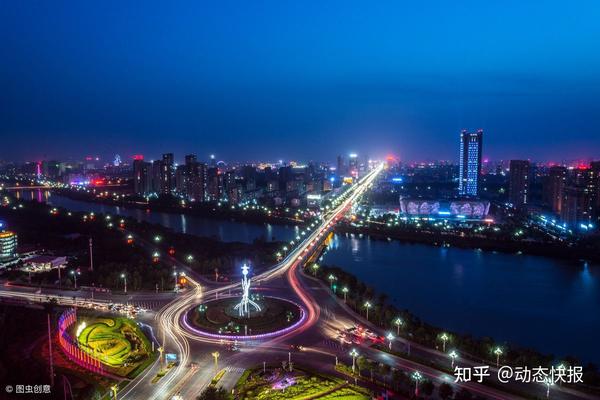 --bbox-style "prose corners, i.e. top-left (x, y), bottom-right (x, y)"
top-left (14, 190), bottom-right (297, 244)
top-left (322, 233), bottom-right (600, 363)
